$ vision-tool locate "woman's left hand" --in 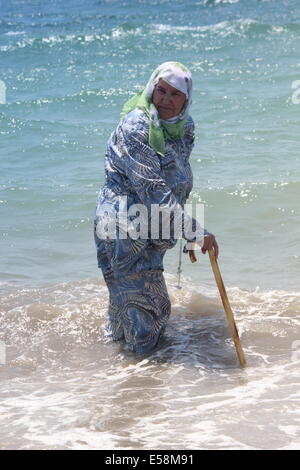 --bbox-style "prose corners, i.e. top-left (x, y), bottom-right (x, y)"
top-left (199, 233), bottom-right (219, 259)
